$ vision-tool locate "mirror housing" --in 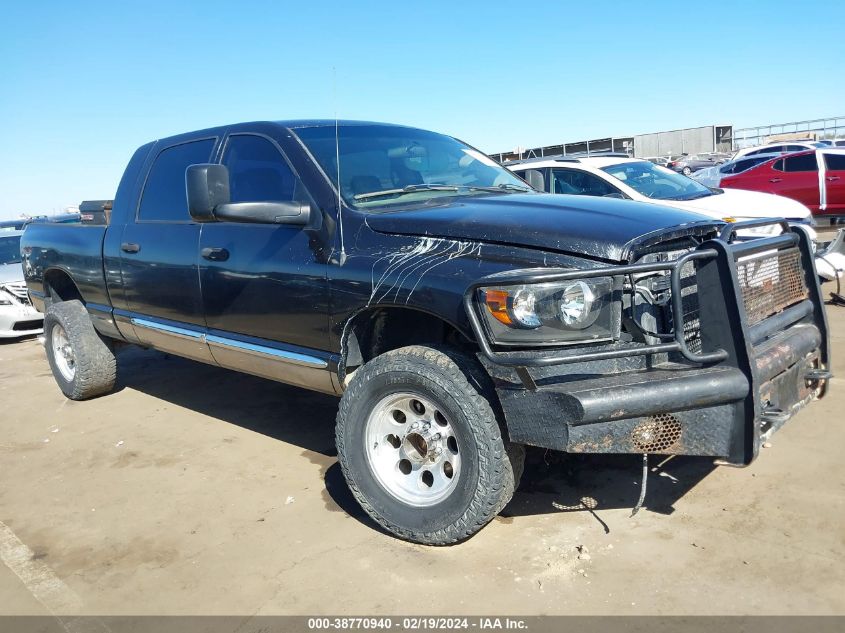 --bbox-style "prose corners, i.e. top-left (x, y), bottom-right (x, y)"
top-left (187, 164), bottom-right (230, 222)
top-left (186, 163), bottom-right (311, 225)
